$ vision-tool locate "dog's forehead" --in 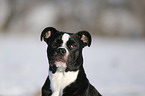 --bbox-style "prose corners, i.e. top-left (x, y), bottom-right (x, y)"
top-left (62, 33), bottom-right (70, 43)
top-left (54, 32), bottom-right (78, 43)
